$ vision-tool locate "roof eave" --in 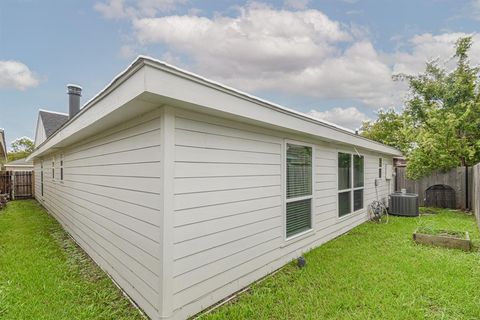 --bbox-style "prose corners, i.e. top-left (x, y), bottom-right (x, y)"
top-left (29, 56), bottom-right (402, 160)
